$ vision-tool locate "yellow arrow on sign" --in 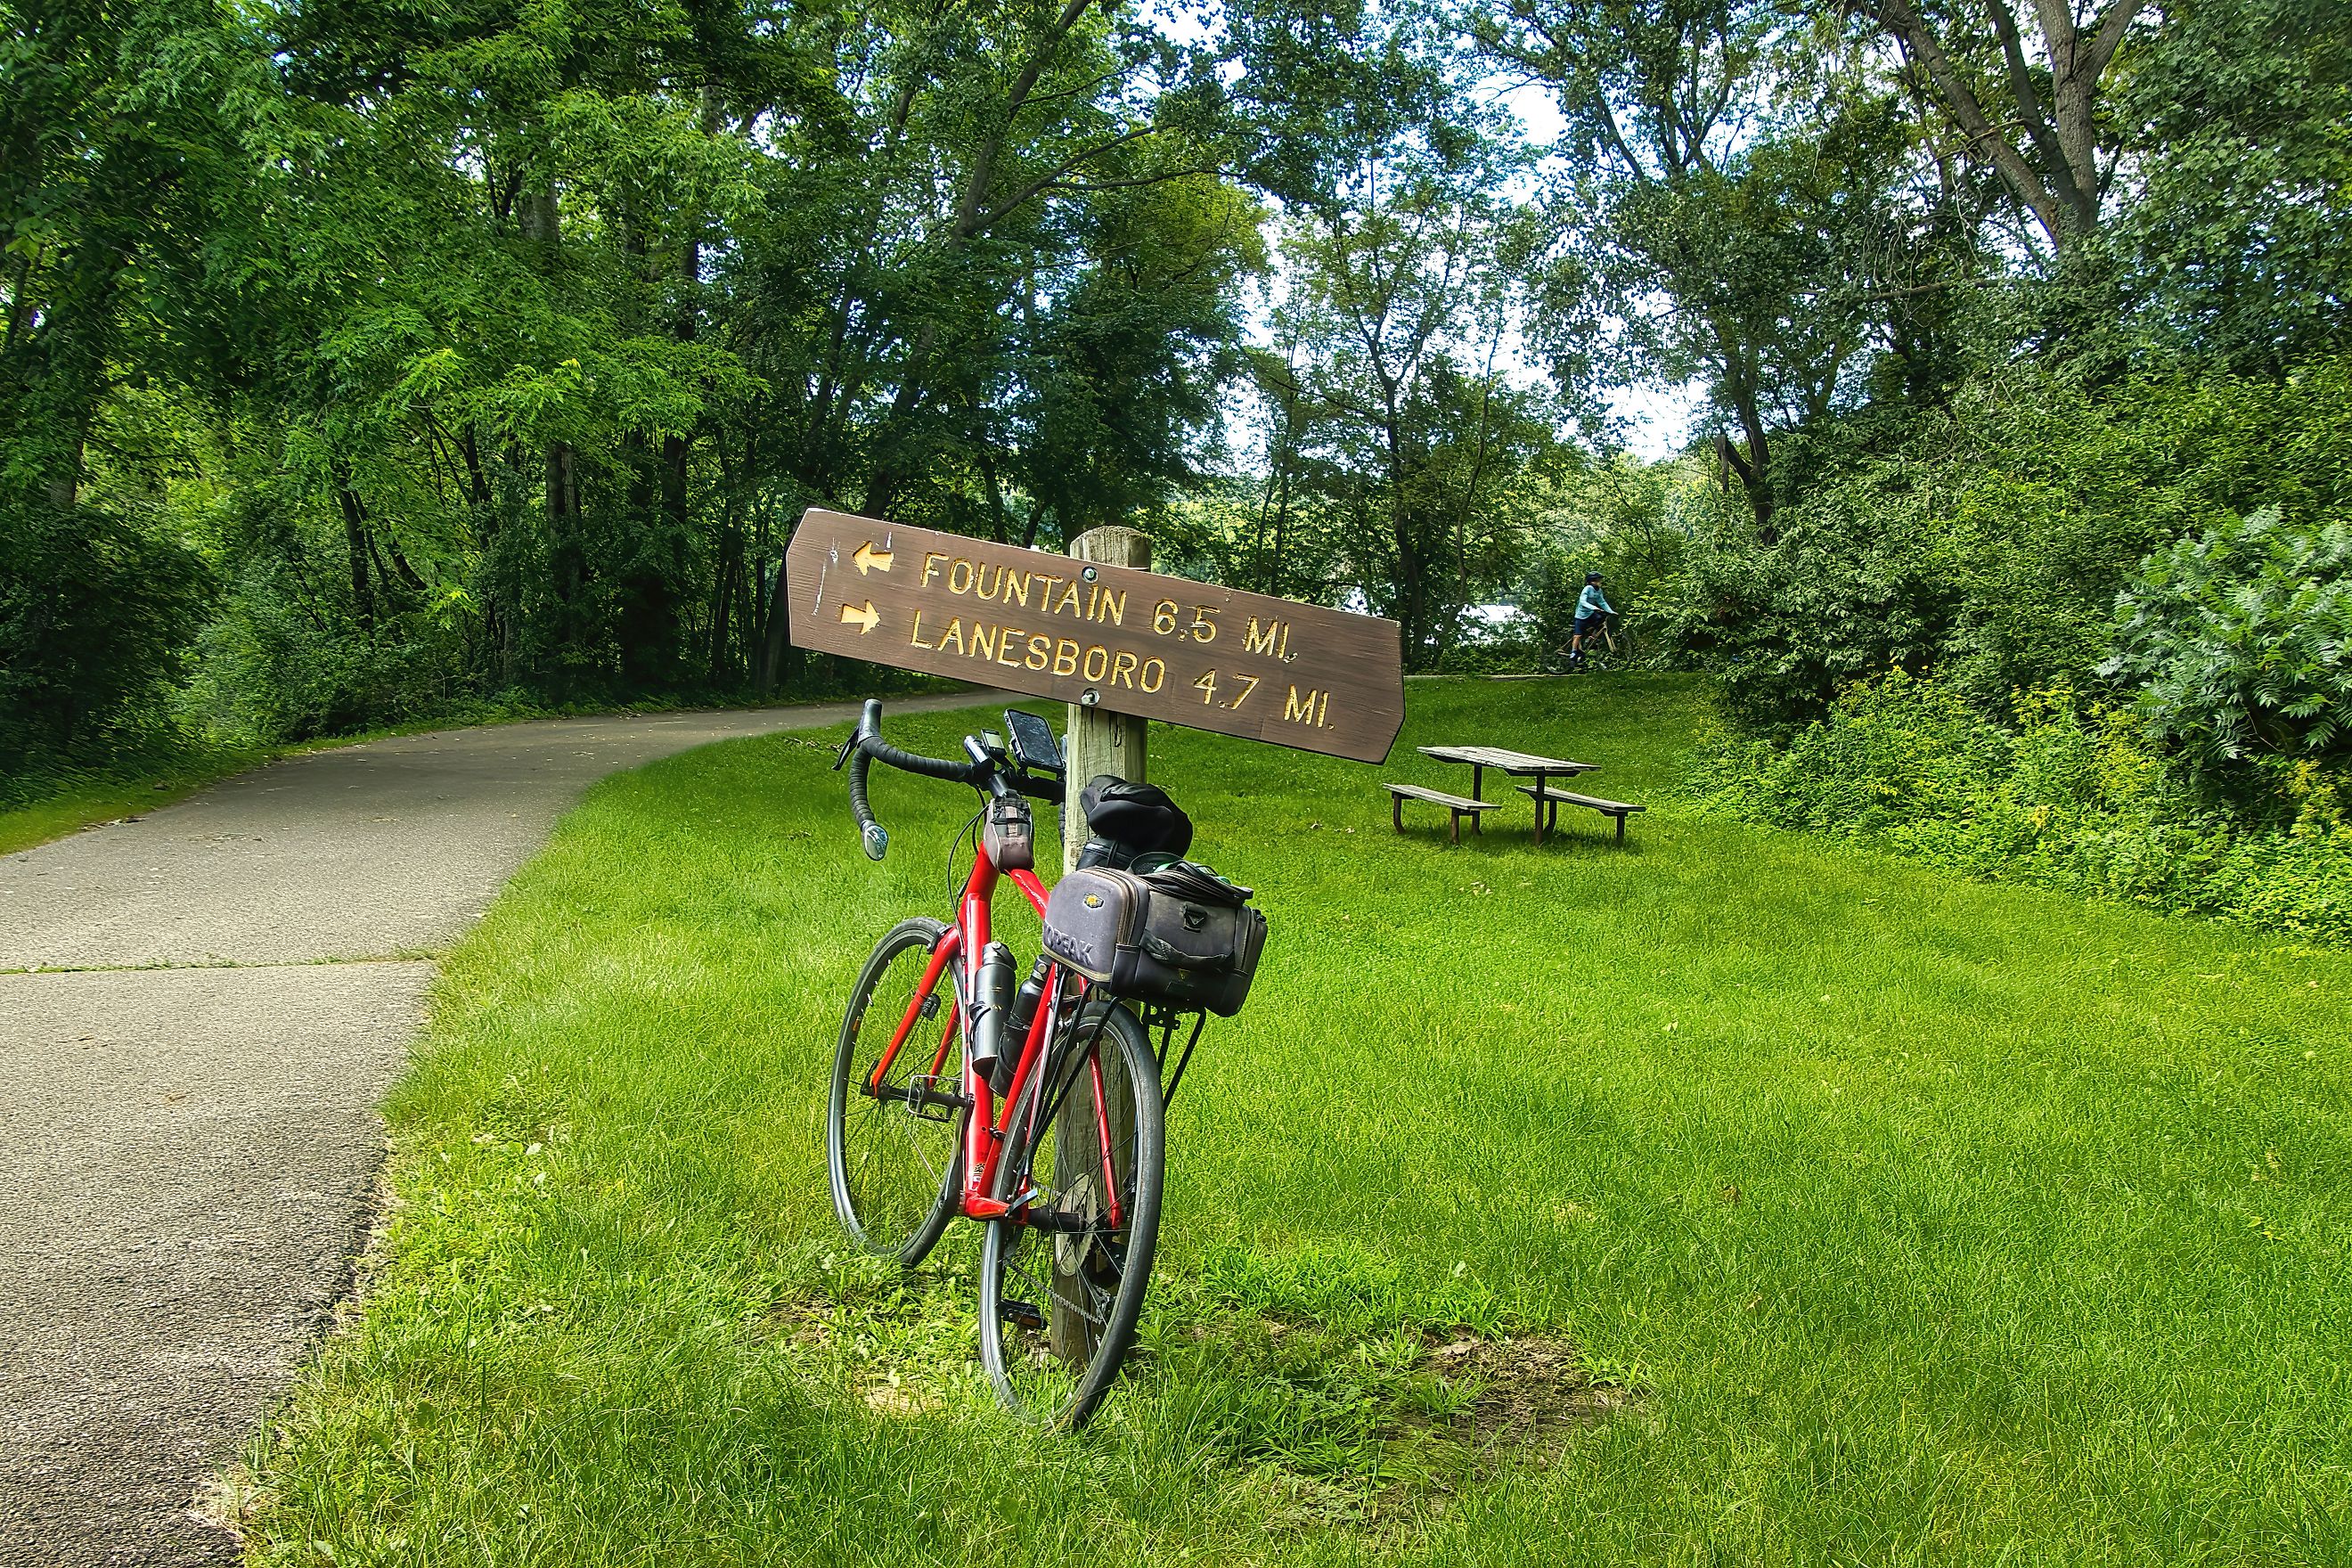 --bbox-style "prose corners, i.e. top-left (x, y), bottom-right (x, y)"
top-left (853, 541), bottom-right (894, 575)
top-left (838, 600), bottom-right (880, 633)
